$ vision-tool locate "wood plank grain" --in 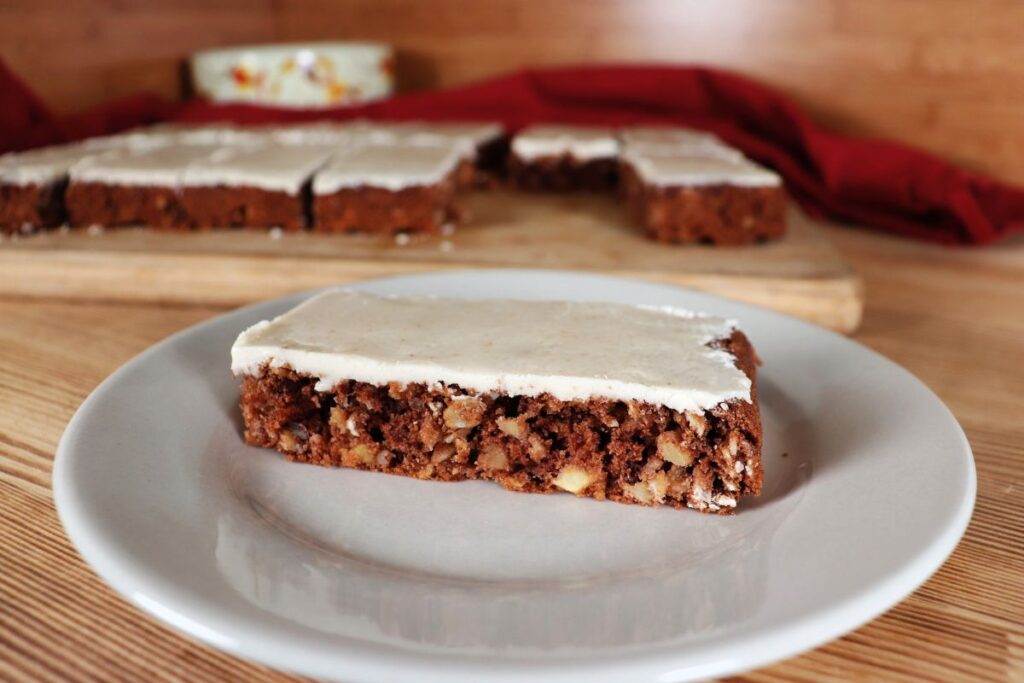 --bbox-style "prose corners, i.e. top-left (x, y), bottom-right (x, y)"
top-left (0, 193), bottom-right (864, 332)
top-left (0, 225), bottom-right (1022, 681)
